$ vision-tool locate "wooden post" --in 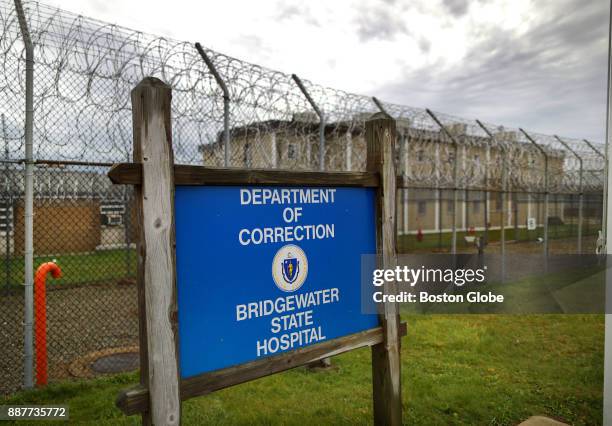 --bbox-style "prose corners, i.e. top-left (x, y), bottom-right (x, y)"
top-left (131, 77), bottom-right (181, 426)
top-left (366, 113), bottom-right (402, 425)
